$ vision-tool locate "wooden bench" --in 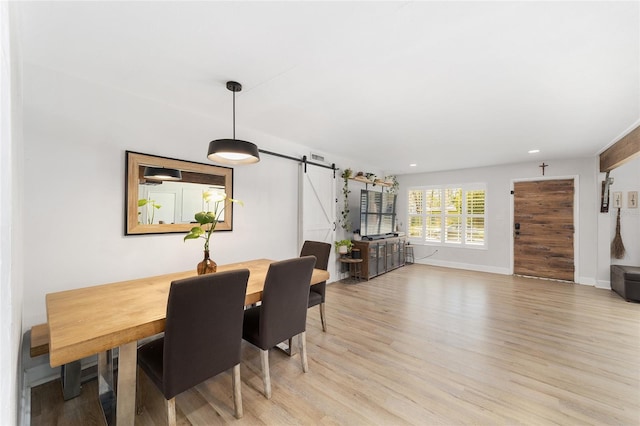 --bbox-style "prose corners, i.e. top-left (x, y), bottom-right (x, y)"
top-left (30, 323), bottom-right (50, 357)
top-left (30, 323), bottom-right (82, 400)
